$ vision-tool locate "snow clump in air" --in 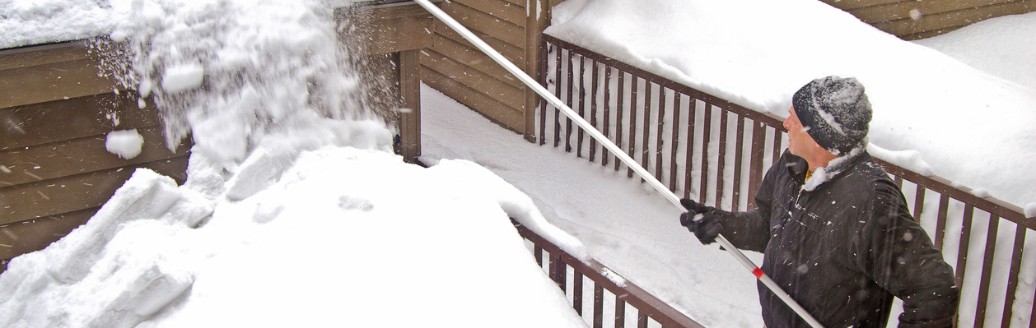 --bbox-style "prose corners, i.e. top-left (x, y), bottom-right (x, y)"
top-left (105, 129), bottom-right (145, 159)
